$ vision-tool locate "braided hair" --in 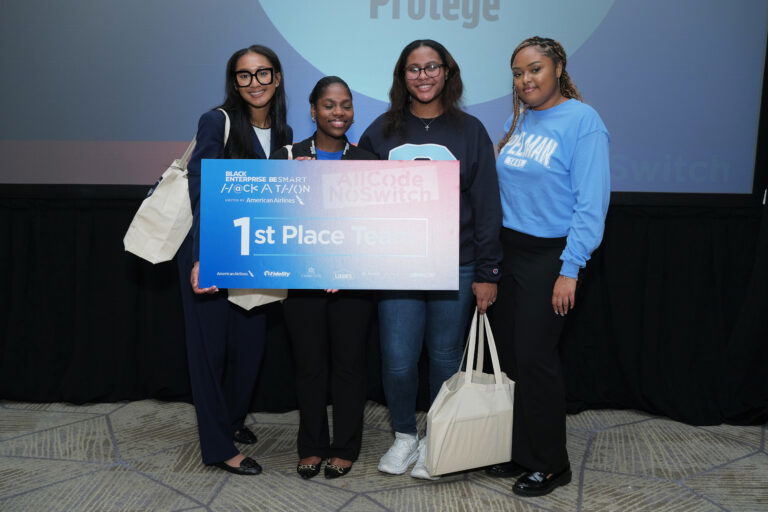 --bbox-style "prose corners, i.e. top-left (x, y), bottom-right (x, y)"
top-left (498, 36), bottom-right (582, 150)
